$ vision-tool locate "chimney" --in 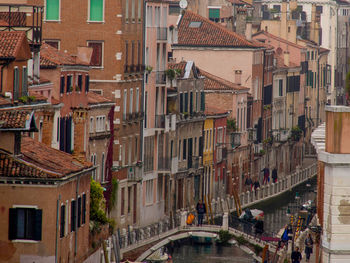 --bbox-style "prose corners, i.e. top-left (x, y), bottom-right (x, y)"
top-left (281, 0), bottom-right (288, 40)
top-left (77, 46), bottom-right (93, 65)
top-left (235, 70), bottom-right (242, 85)
top-left (245, 22), bottom-right (252, 41)
top-left (284, 51), bottom-right (290, 67)
top-left (310, 4), bottom-right (317, 43)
